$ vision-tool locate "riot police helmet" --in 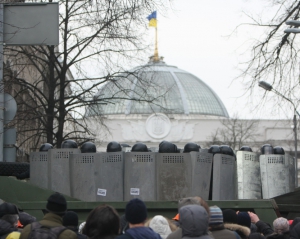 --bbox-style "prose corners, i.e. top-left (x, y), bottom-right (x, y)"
top-left (107, 141), bottom-right (122, 152)
top-left (239, 146), bottom-right (253, 152)
top-left (39, 143), bottom-right (53, 152)
top-left (273, 146), bottom-right (285, 155)
top-left (183, 142), bottom-right (201, 153)
top-left (61, 139), bottom-right (78, 148)
top-left (158, 141), bottom-right (178, 153)
top-left (131, 143), bottom-right (148, 152)
top-left (260, 144), bottom-right (273, 155)
top-left (208, 145), bottom-right (221, 155)
top-left (81, 142), bottom-right (96, 153)
top-left (219, 145), bottom-right (235, 156)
